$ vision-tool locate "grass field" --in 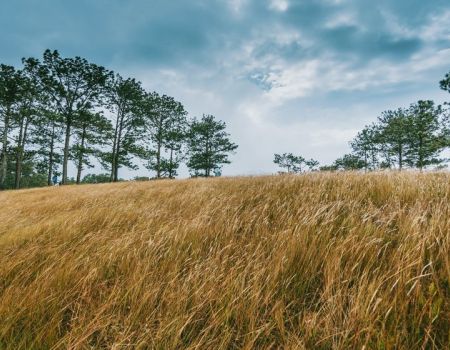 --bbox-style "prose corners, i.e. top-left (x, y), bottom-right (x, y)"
top-left (0, 173), bottom-right (449, 349)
